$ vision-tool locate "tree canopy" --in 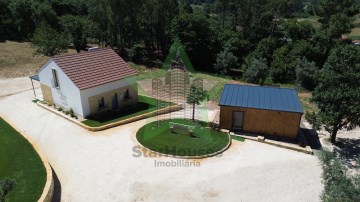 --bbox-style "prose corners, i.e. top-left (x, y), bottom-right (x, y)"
top-left (308, 45), bottom-right (360, 143)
